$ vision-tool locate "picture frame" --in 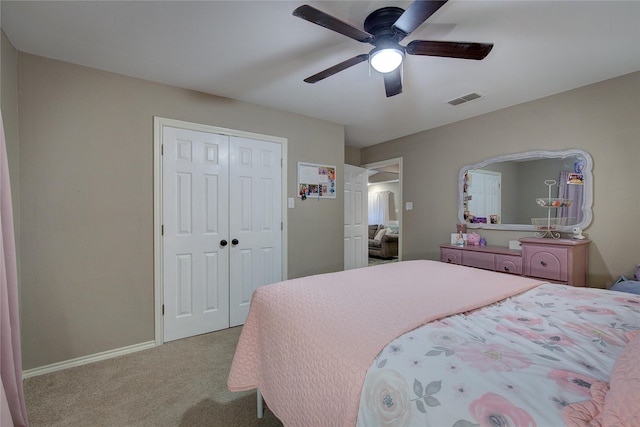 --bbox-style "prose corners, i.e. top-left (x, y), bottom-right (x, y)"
top-left (490, 214), bottom-right (498, 224)
top-left (567, 172), bottom-right (584, 185)
top-left (451, 233), bottom-right (468, 245)
top-left (297, 162), bottom-right (336, 199)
